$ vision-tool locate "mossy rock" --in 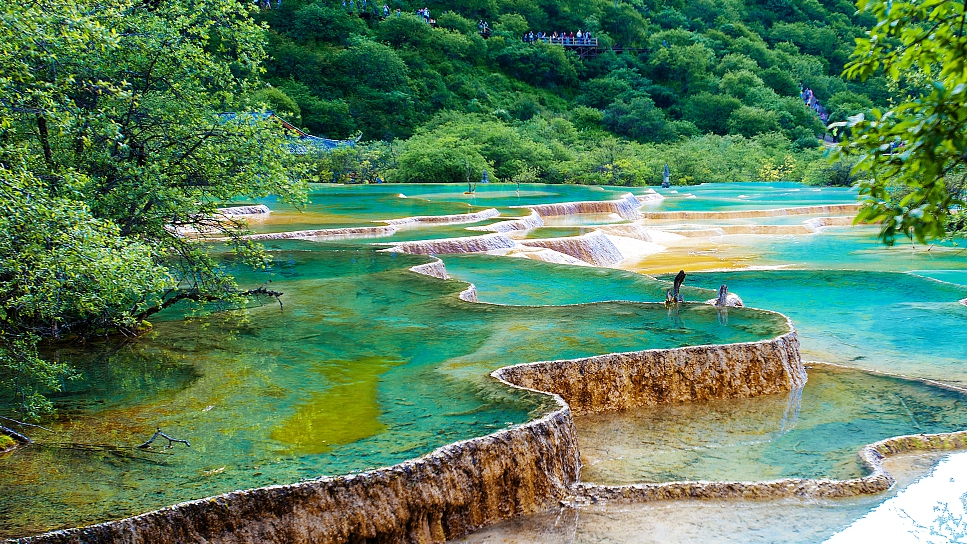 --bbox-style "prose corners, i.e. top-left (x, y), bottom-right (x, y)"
top-left (0, 433), bottom-right (16, 452)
